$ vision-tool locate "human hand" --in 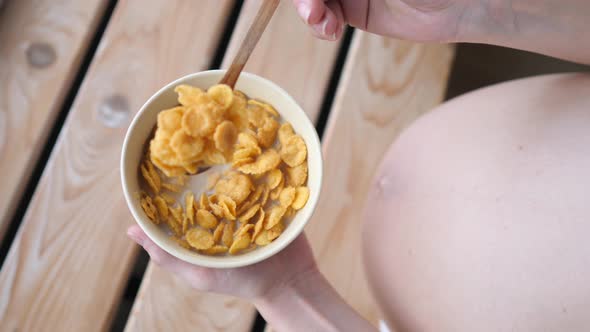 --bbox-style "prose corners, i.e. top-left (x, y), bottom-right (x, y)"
top-left (127, 225), bottom-right (318, 301)
top-left (291, 0), bottom-right (481, 42)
